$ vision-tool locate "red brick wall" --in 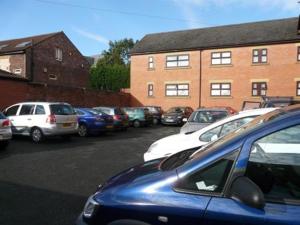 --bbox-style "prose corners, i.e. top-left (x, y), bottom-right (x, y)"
top-left (31, 32), bottom-right (90, 88)
top-left (0, 79), bottom-right (130, 110)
